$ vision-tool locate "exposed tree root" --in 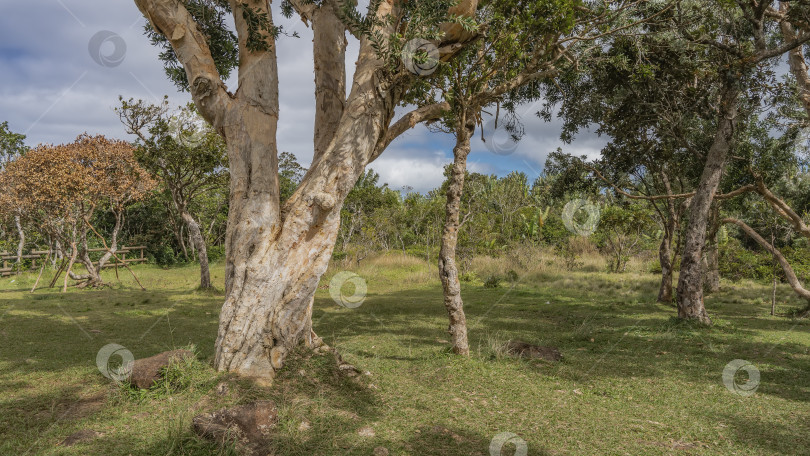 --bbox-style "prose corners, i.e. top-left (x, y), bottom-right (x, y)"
top-left (306, 329), bottom-right (361, 377)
